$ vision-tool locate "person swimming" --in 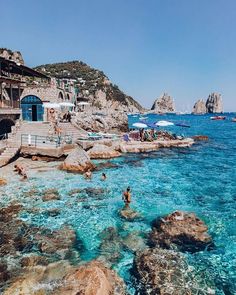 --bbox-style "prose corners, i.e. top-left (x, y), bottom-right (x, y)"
top-left (14, 164), bottom-right (28, 179)
top-left (84, 170), bottom-right (92, 180)
top-left (101, 173), bottom-right (107, 181)
top-left (123, 186), bottom-right (131, 208)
